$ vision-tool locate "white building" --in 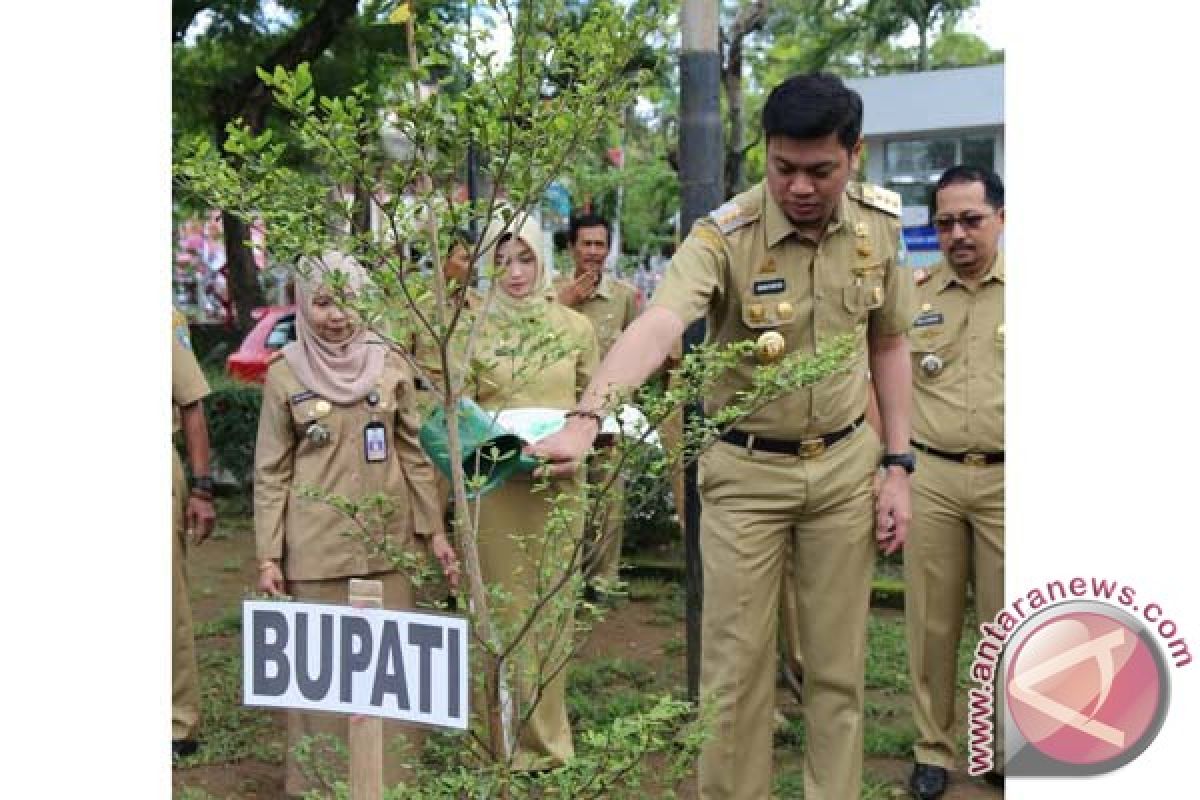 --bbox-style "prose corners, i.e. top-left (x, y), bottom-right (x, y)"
top-left (846, 64), bottom-right (1004, 266)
